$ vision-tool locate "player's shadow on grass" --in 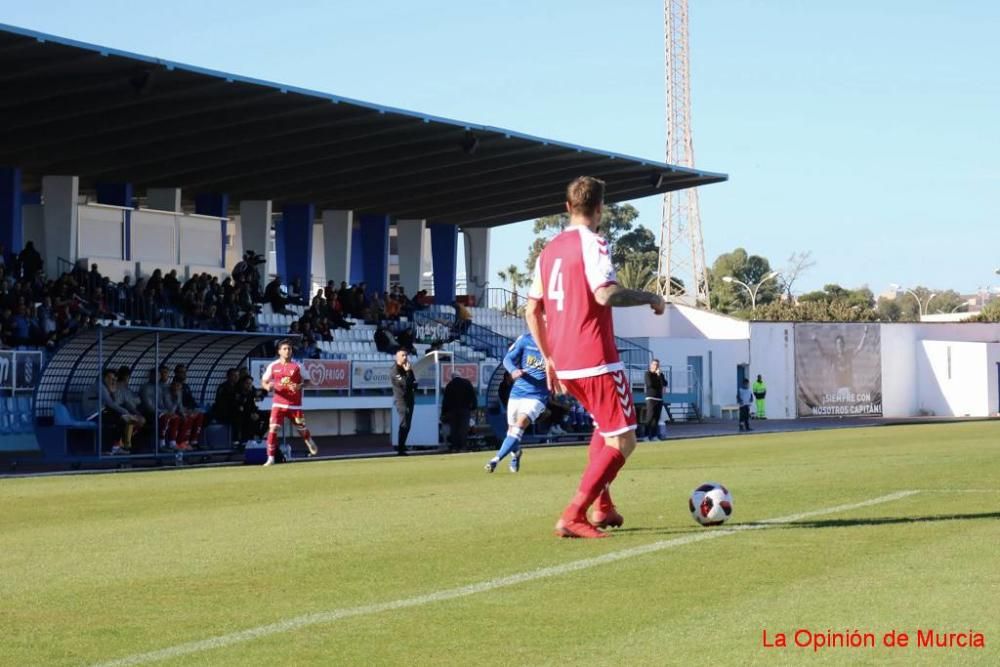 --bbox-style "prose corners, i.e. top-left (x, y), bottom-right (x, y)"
top-left (751, 511), bottom-right (1000, 530)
